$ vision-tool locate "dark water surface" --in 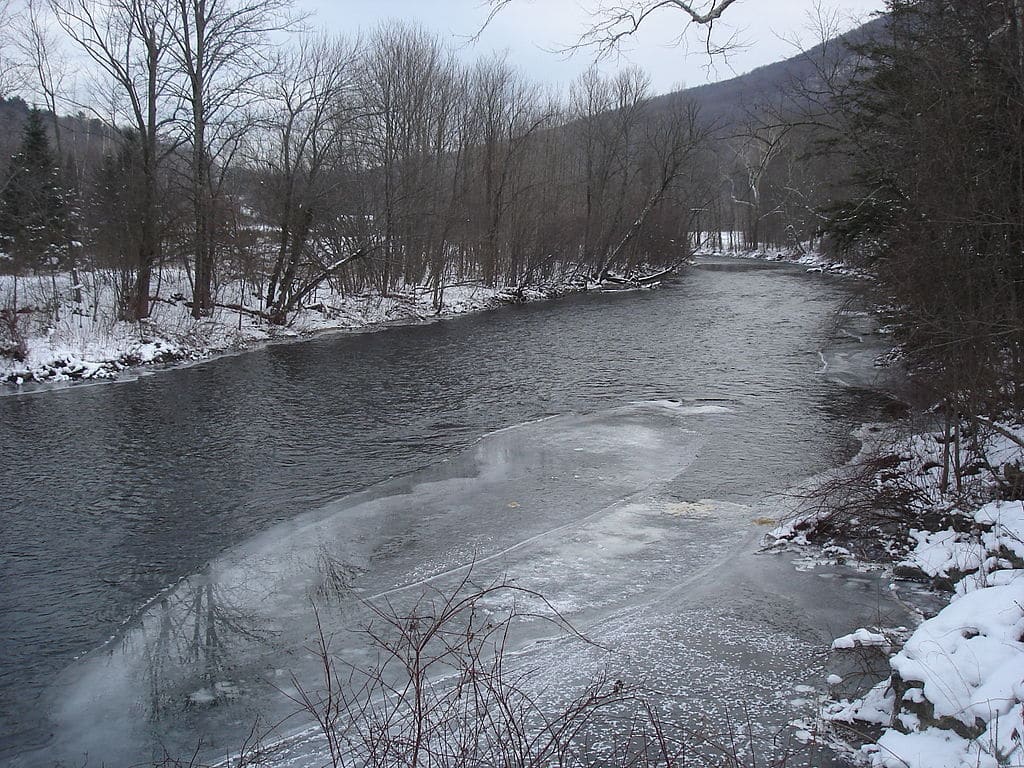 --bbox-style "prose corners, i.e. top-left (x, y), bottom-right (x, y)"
top-left (0, 259), bottom-right (898, 765)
